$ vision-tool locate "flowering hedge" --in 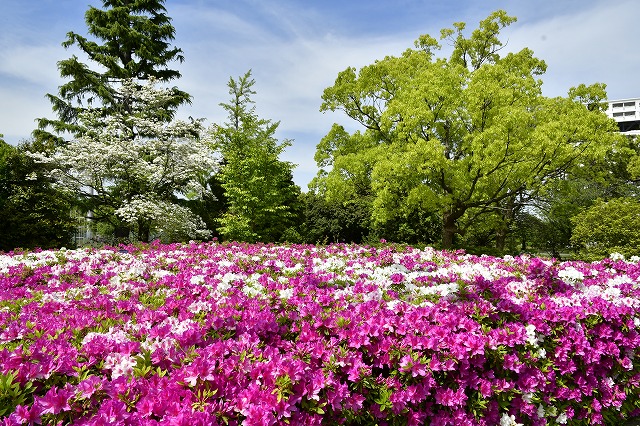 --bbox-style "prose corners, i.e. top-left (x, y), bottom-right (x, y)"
top-left (1, 242), bottom-right (640, 425)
